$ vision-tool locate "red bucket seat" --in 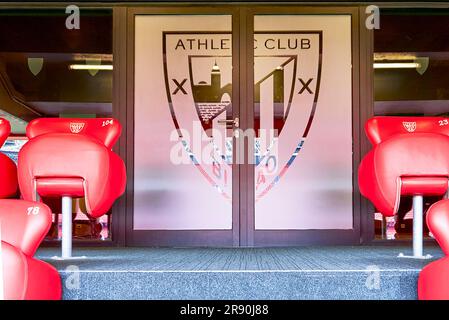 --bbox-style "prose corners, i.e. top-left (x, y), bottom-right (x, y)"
top-left (18, 118), bottom-right (126, 218)
top-left (0, 200), bottom-right (61, 299)
top-left (359, 117), bottom-right (449, 257)
top-left (17, 118), bottom-right (126, 258)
